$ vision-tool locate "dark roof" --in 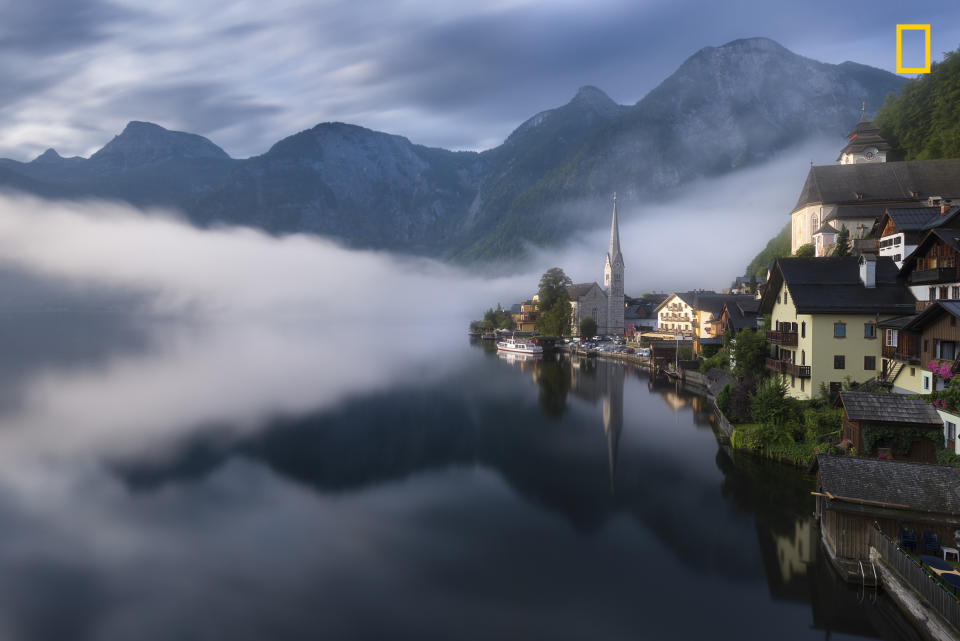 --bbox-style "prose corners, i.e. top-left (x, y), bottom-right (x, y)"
top-left (836, 119), bottom-right (891, 161)
top-left (877, 314), bottom-right (916, 330)
top-left (567, 282), bottom-right (604, 300)
top-left (824, 204), bottom-right (890, 222)
top-left (900, 227), bottom-right (960, 275)
top-left (814, 222), bottom-right (839, 235)
top-left (758, 257), bottom-right (916, 315)
top-left (902, 300), bottom-right (960, 332)
top-left (654, 291), bottom-right (718, 313)
top-left (816, 455), bottom-right (960, 515)
top-left (722, 298), bottom-right (761, 331)
top-left (509, 303), bottom-right (522, 314)
top-left (839, 391), bottom-right (942, 425)
top-left (793, 159), bottom-right (960, 212)
top-left (876, 205), bottom-right (960, 241)
top-left (624, 304), bottom-right (646, 320)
